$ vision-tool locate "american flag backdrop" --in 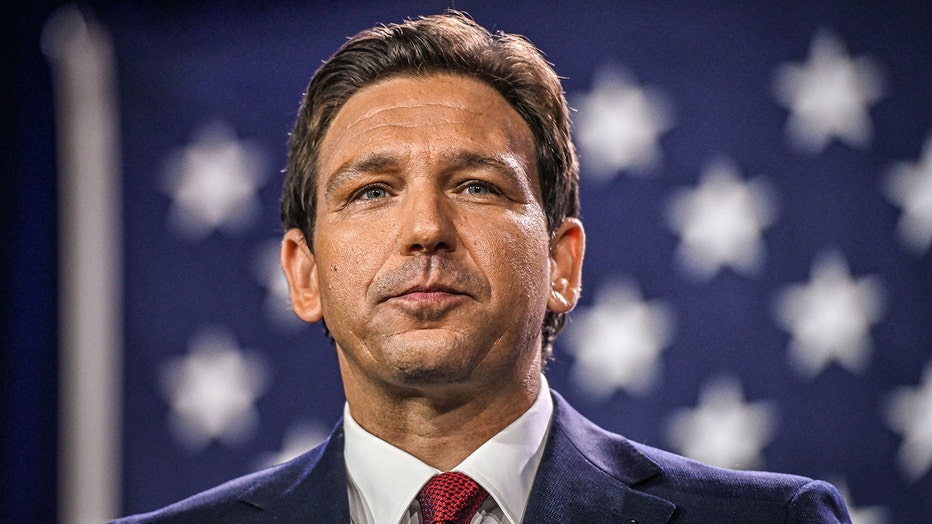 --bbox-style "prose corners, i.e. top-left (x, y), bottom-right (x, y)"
top-left (33, 1), bottom-right (932, 522)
